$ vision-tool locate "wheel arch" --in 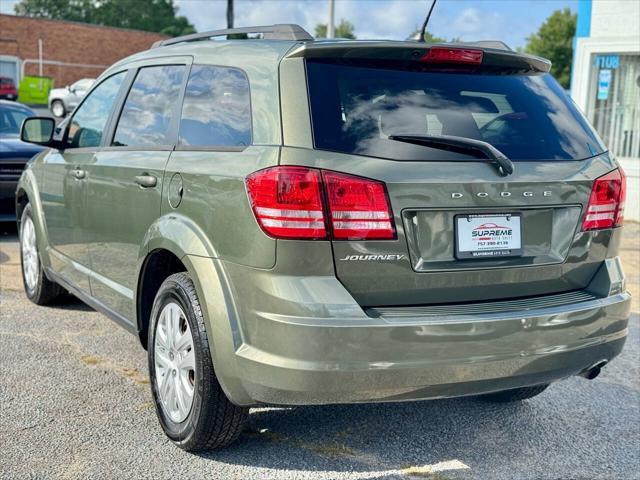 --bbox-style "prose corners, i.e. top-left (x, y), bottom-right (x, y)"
top-left (136, 248), bottom-right (187, 349)
top-left (15, 187), bottom-right (29, 225)
top-left (16, 167), bottom-right (52, 268)
top-left (135, 214), bottom-right (252, 405)
top-left (135, 213), bottom-right (220, 347)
